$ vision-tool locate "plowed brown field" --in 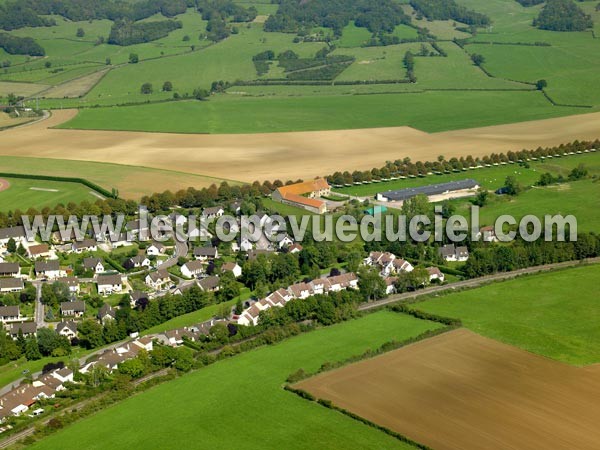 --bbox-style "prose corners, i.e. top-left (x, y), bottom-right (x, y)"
top-left (1, 110), bottom-right (600, 187)
top-left (296, 329), bottom-right (600, 450)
